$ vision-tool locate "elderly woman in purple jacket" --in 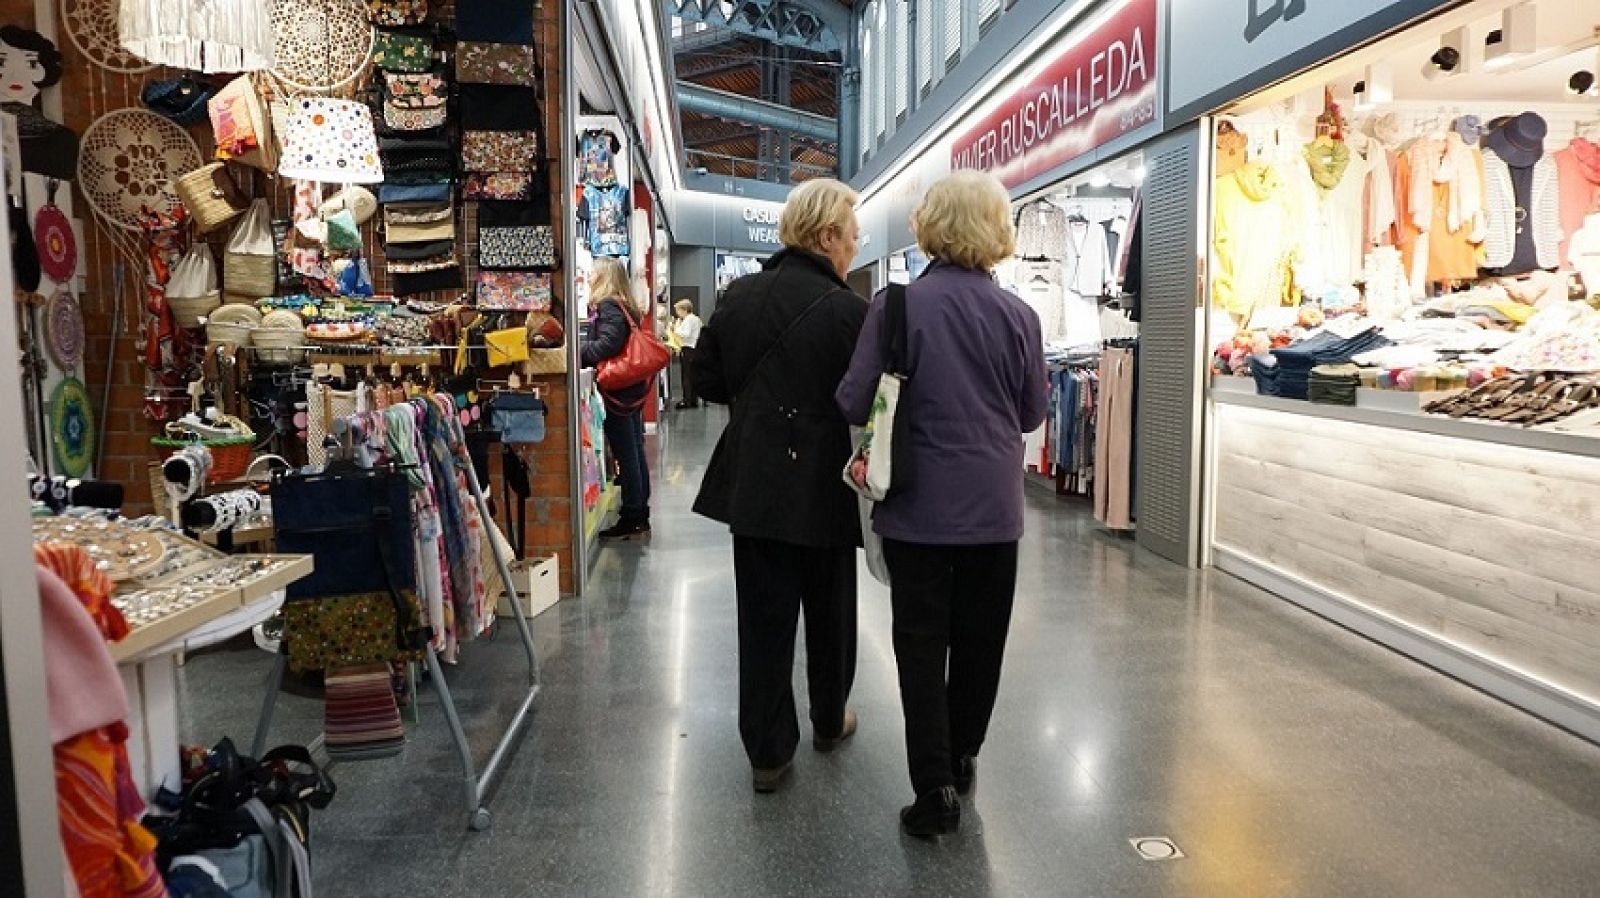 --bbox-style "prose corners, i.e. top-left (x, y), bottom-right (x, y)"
top-left (836, 170), bottom-right (1047, 838)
